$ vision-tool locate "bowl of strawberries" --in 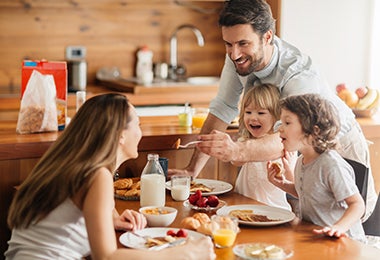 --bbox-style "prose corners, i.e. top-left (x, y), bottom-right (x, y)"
top-left (184, 190), bottom-right (227, 212)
